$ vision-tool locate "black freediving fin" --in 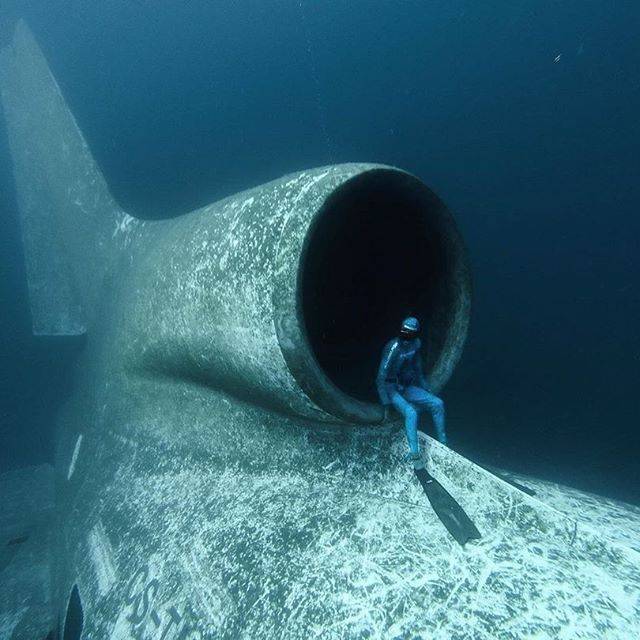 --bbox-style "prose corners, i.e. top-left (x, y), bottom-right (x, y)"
top-left (498, 476), bottom-right (536, 497)
top-left (414, 468), bottom-right (481, 545)
top-left (481, 464), bottom-right (537, 496)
